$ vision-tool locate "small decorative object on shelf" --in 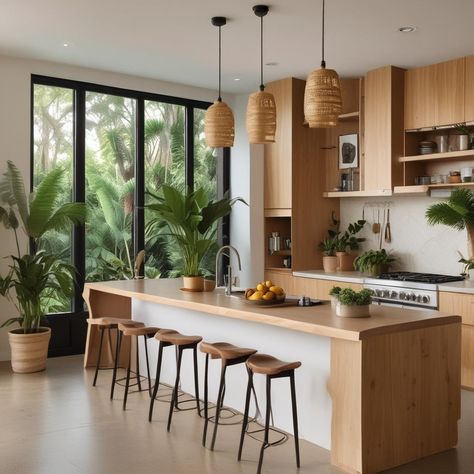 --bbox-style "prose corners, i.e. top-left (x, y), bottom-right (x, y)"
top-left (448, 171), bottom-right (462, 184)
top-left (339, 133), bottom-right (359, 169)
top-left (450, 124), bottom-right (470, 152)
top-left (331, 287), bottom-right (373, 318)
